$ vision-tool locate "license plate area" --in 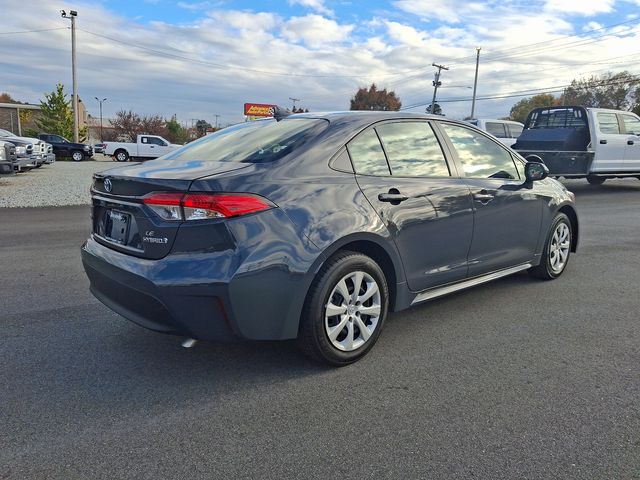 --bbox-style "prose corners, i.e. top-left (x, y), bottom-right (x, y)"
top-left (104, 209), bottom-right (131, 245)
